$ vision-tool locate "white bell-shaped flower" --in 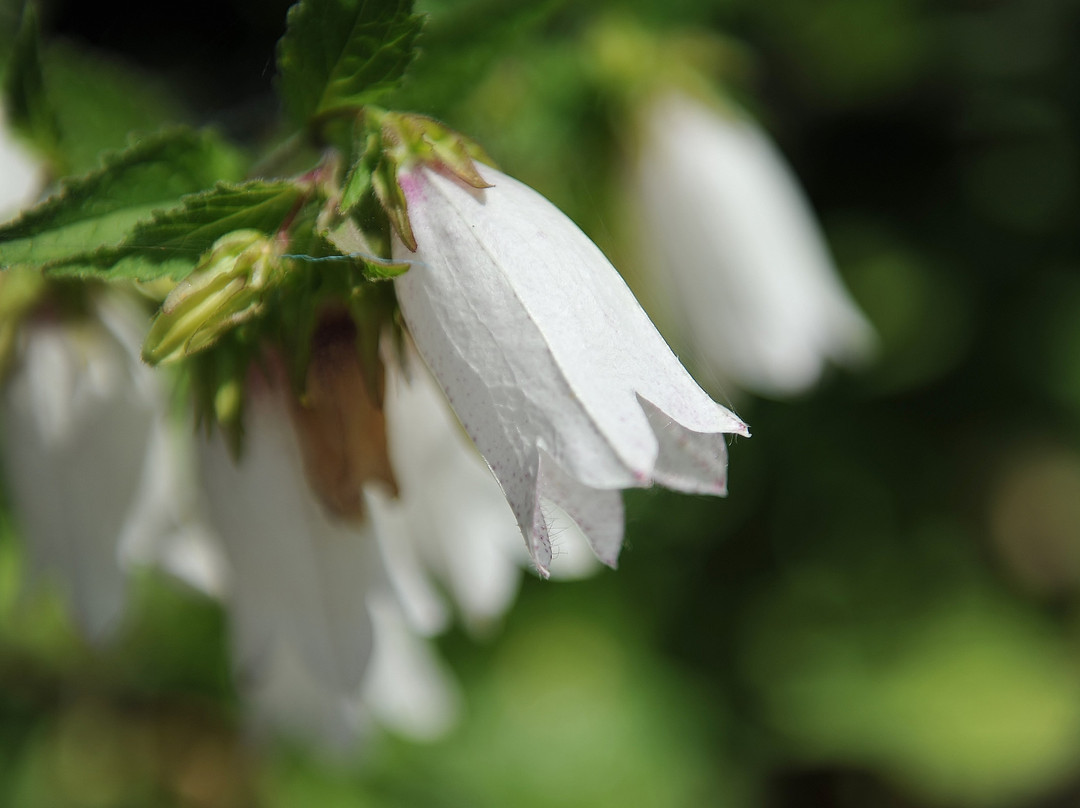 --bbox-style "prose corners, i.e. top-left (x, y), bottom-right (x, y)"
top-left (2, 309), bottom-right (152, 639)
top-left (1, 293), bottom-right (221, 638)
top-left (197, 355), bottom-right (463, 747)
top-left (197, 367), bottom-right (383, 694)
top-left (392, 162), bottom-right (749, 576)
top-left (634, 91), bottom-right (875, 397)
